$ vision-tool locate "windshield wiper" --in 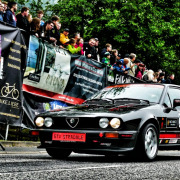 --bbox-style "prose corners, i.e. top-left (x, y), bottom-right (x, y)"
top-left (114, 98), bottom-right (150, 104)
top-left (85, 98), bottom-right (113, 104)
